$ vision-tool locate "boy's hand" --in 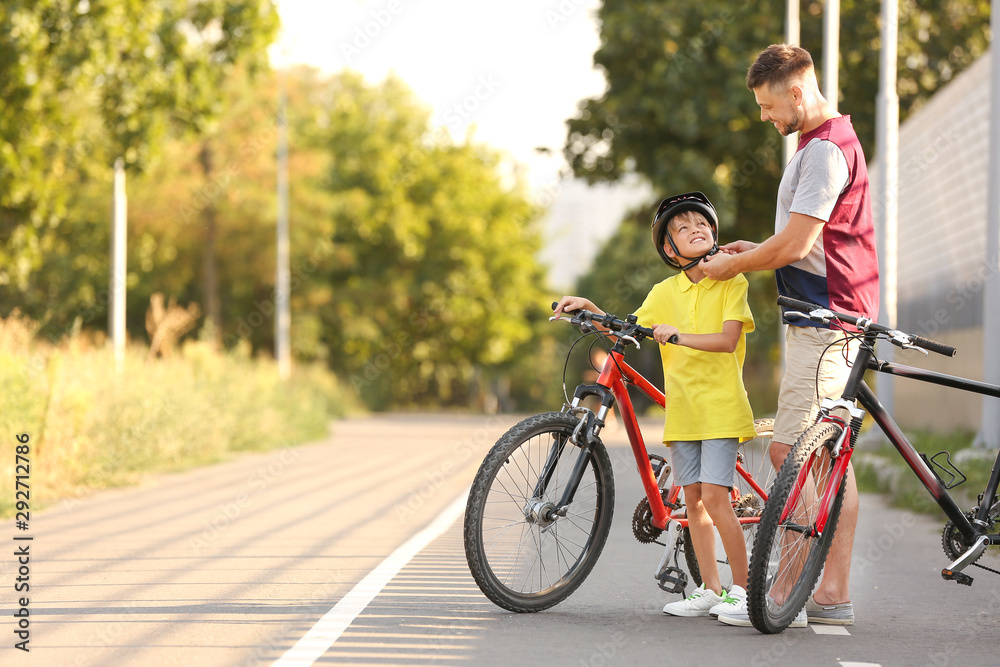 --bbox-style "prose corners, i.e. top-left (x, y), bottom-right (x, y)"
top-left (652, 324), bottom-right (680, 346)
top-left (553, 296), bottom-right (599, 318)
